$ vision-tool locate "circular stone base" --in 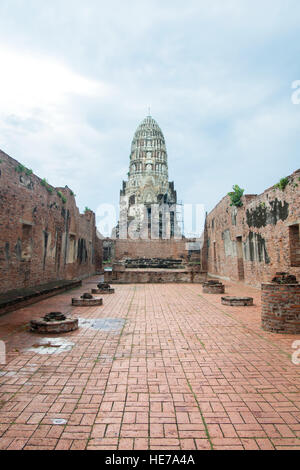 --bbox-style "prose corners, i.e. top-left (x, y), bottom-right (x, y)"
top-left (72, 298), bottom-right (103, 307)
top-left (30, 317), bottom-right (78, 334)
top-left (91, 288), bottom-right (115, 295)
top-left (221, 296), bottom-right (253, 306)
top-left (261, 282), bottom-right (300, 334)
top-left (203, 283), bottom-right (225, 294)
